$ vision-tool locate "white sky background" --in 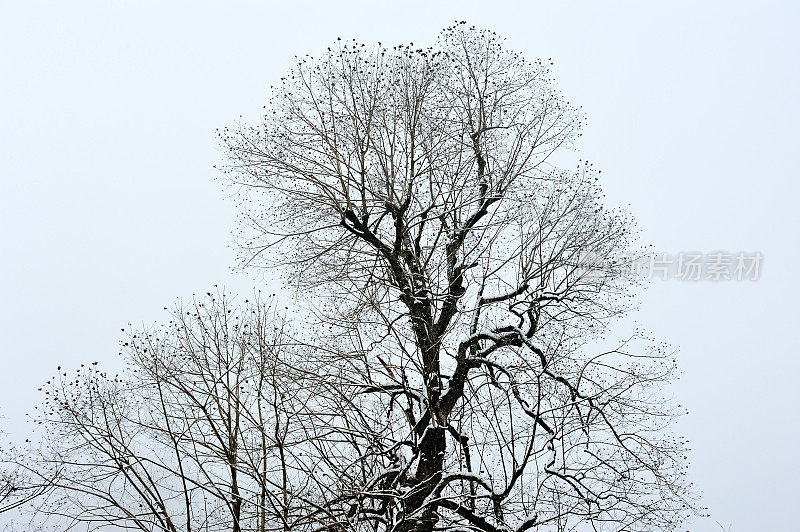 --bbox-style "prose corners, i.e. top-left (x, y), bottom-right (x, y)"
top-left (1, 1), bottom-right (798, 530)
